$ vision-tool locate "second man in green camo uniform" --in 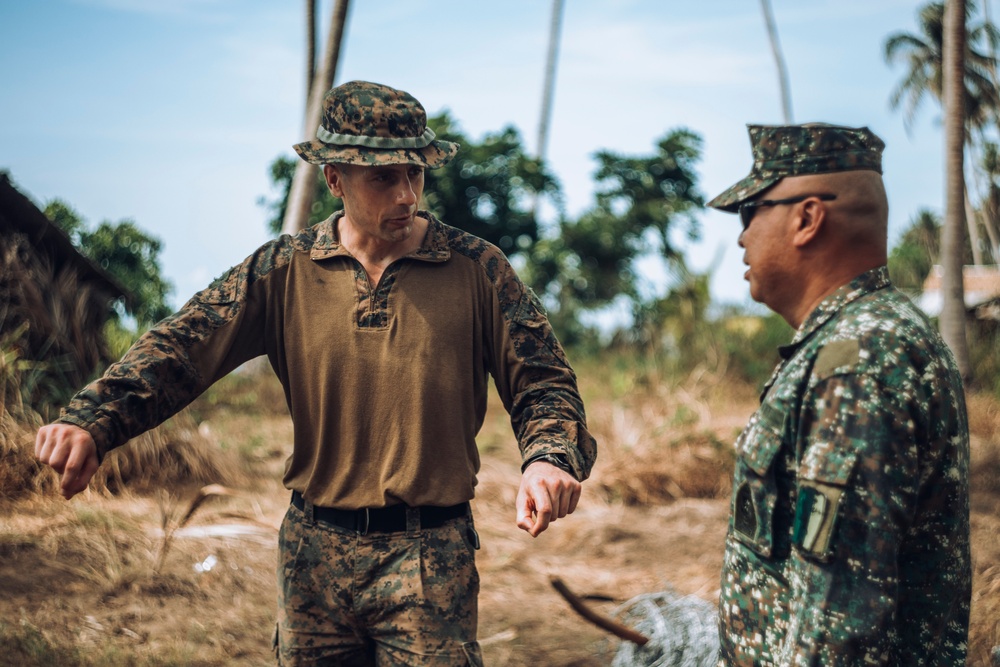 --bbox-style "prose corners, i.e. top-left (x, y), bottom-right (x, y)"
top-left (708, 123), bottom-right (971, 666)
